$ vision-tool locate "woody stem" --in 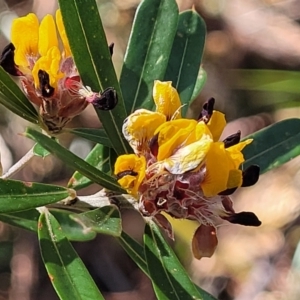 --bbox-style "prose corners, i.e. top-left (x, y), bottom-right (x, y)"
top-left (1, 146), bottom-right (35, 179)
